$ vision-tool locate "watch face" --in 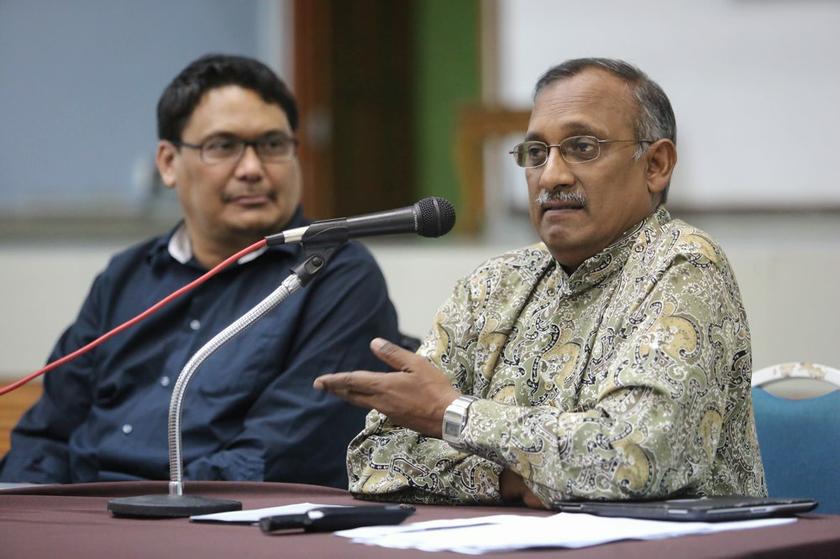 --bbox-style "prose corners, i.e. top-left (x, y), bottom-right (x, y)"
top-left (443, 421), bottom-right (461, 438)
